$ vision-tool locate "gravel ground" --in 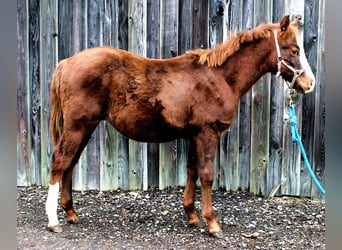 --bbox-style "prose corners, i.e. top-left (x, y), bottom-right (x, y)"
top-left (17, 186), bottom-right (325, 249)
